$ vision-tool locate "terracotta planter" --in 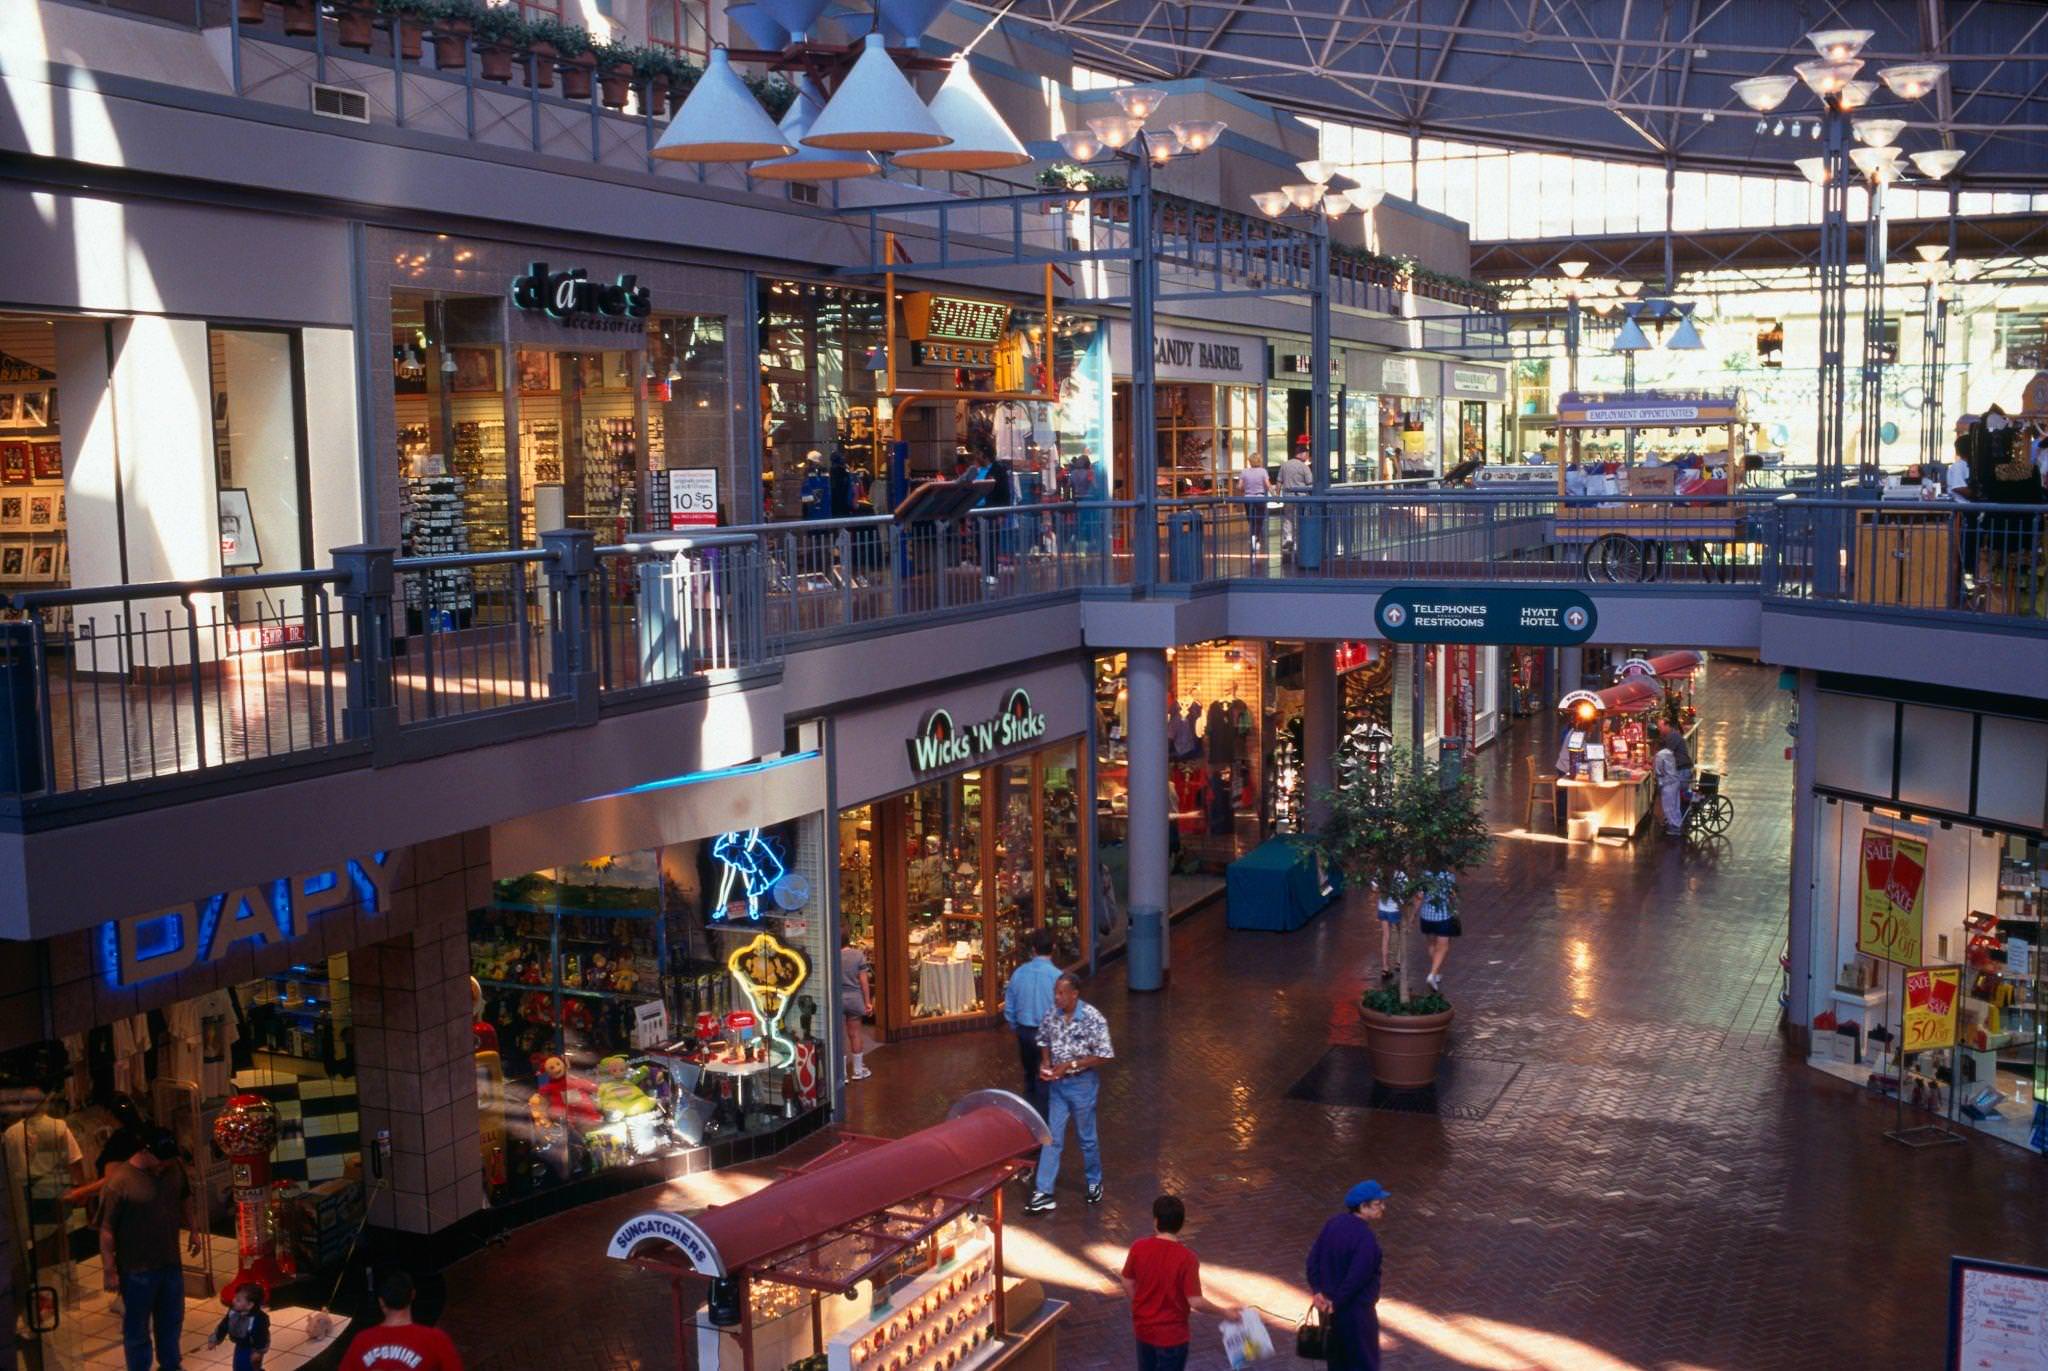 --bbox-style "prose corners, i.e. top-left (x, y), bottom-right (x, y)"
top-left (597, 63), bottom-right (633, 110)
top-left (334, 3), bottom-right (374, 49)
top-left (523, 40), bottom-right (555, 88)
top-left (559, 54), bottom-right (595, 100)
top-left (395, 16), bottom-right (424, 61)
top-left (236, 0), bottom-right (267, 24)
top-left (432, 20), bottom-right (470, 71)
top-left (1359, 1004), bottom-right (1453, 1089)
top-left (281, 0), bottom-right (317, 35)
top-left (478, 43), bottom-right (513, 83)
